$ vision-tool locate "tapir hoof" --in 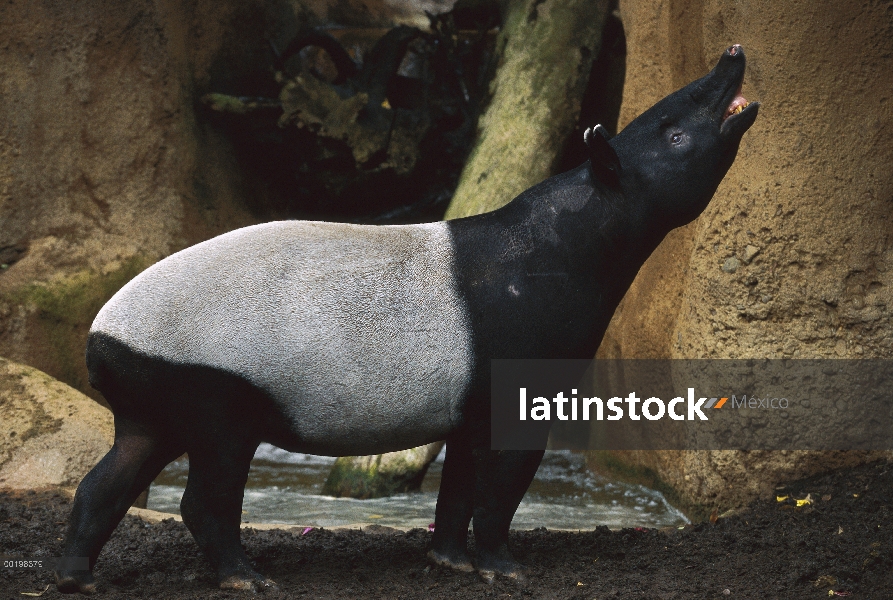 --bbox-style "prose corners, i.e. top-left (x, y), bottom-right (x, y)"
top-left (219, 573), bottom-right (279, 592)
top-left (474, 548), bottom-right (528, 584)
top-left (476, 566), bottom-right (527, 585)
top-left (426, 548), bottom-right (474, 573)
top-left (55, 570), bottom-right (97, 594)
